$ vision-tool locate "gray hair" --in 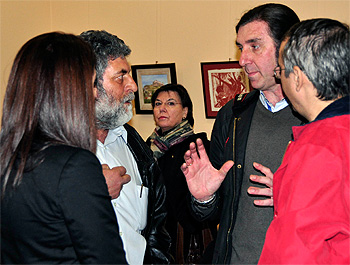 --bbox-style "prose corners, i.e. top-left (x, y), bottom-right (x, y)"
top-left (80, 30), bottom-right (131, 93)
top-left (282, 18), bottom-right (349, 100)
